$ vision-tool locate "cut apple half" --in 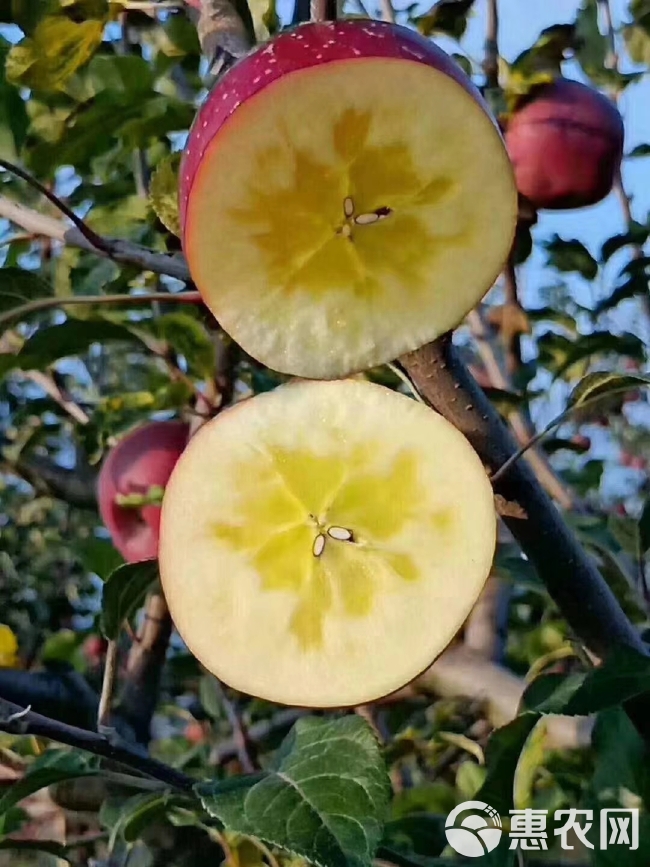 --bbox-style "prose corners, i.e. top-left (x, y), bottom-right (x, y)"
top-left (159, 379), bottom-right (496, 707)
top-left (180, 20), bottom-right (518, 379)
